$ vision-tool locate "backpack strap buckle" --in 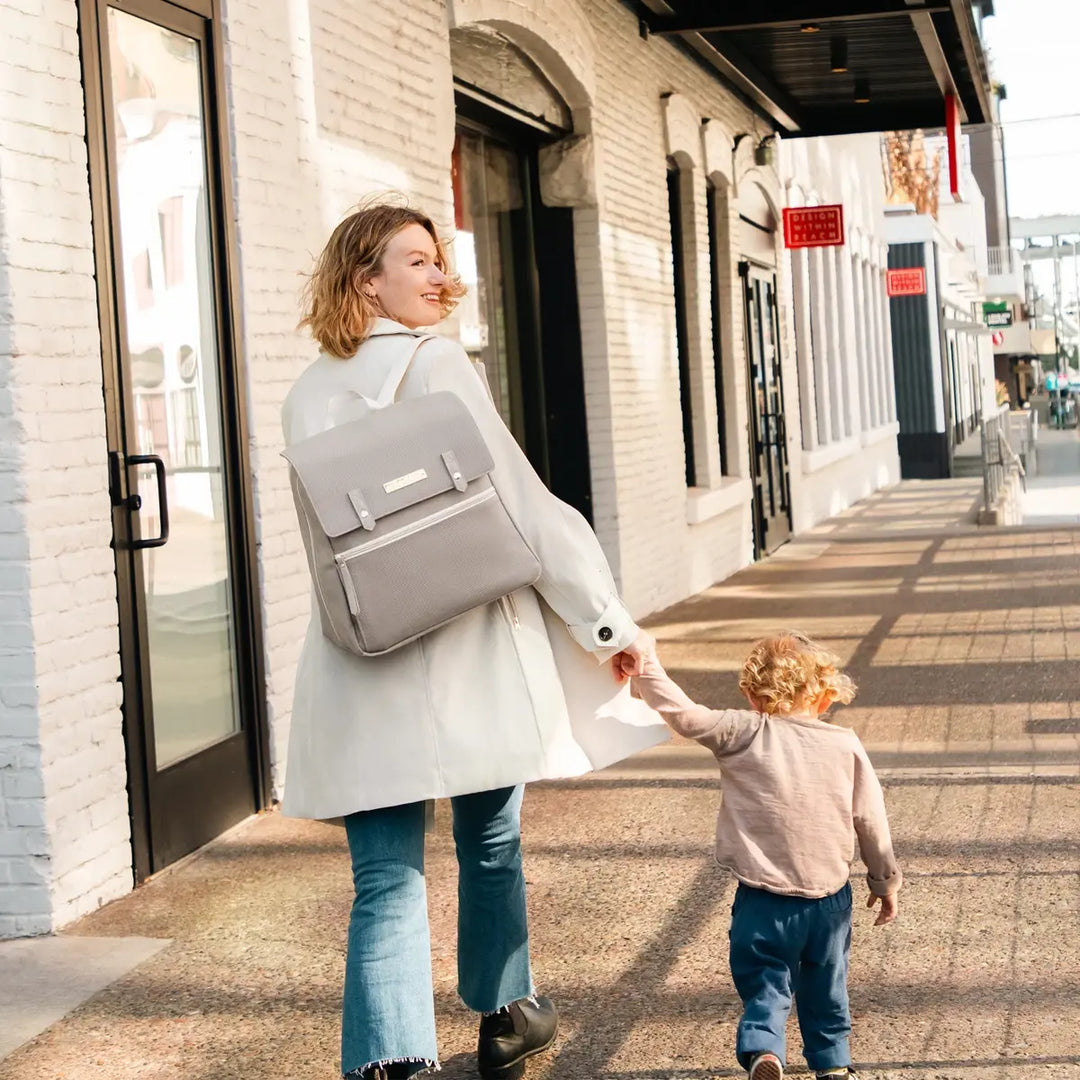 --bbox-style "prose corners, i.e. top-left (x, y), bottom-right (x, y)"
top-left (348, 489), bottom-right (376, 531)
top-left (441, 450), bottom-right (467, 492)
